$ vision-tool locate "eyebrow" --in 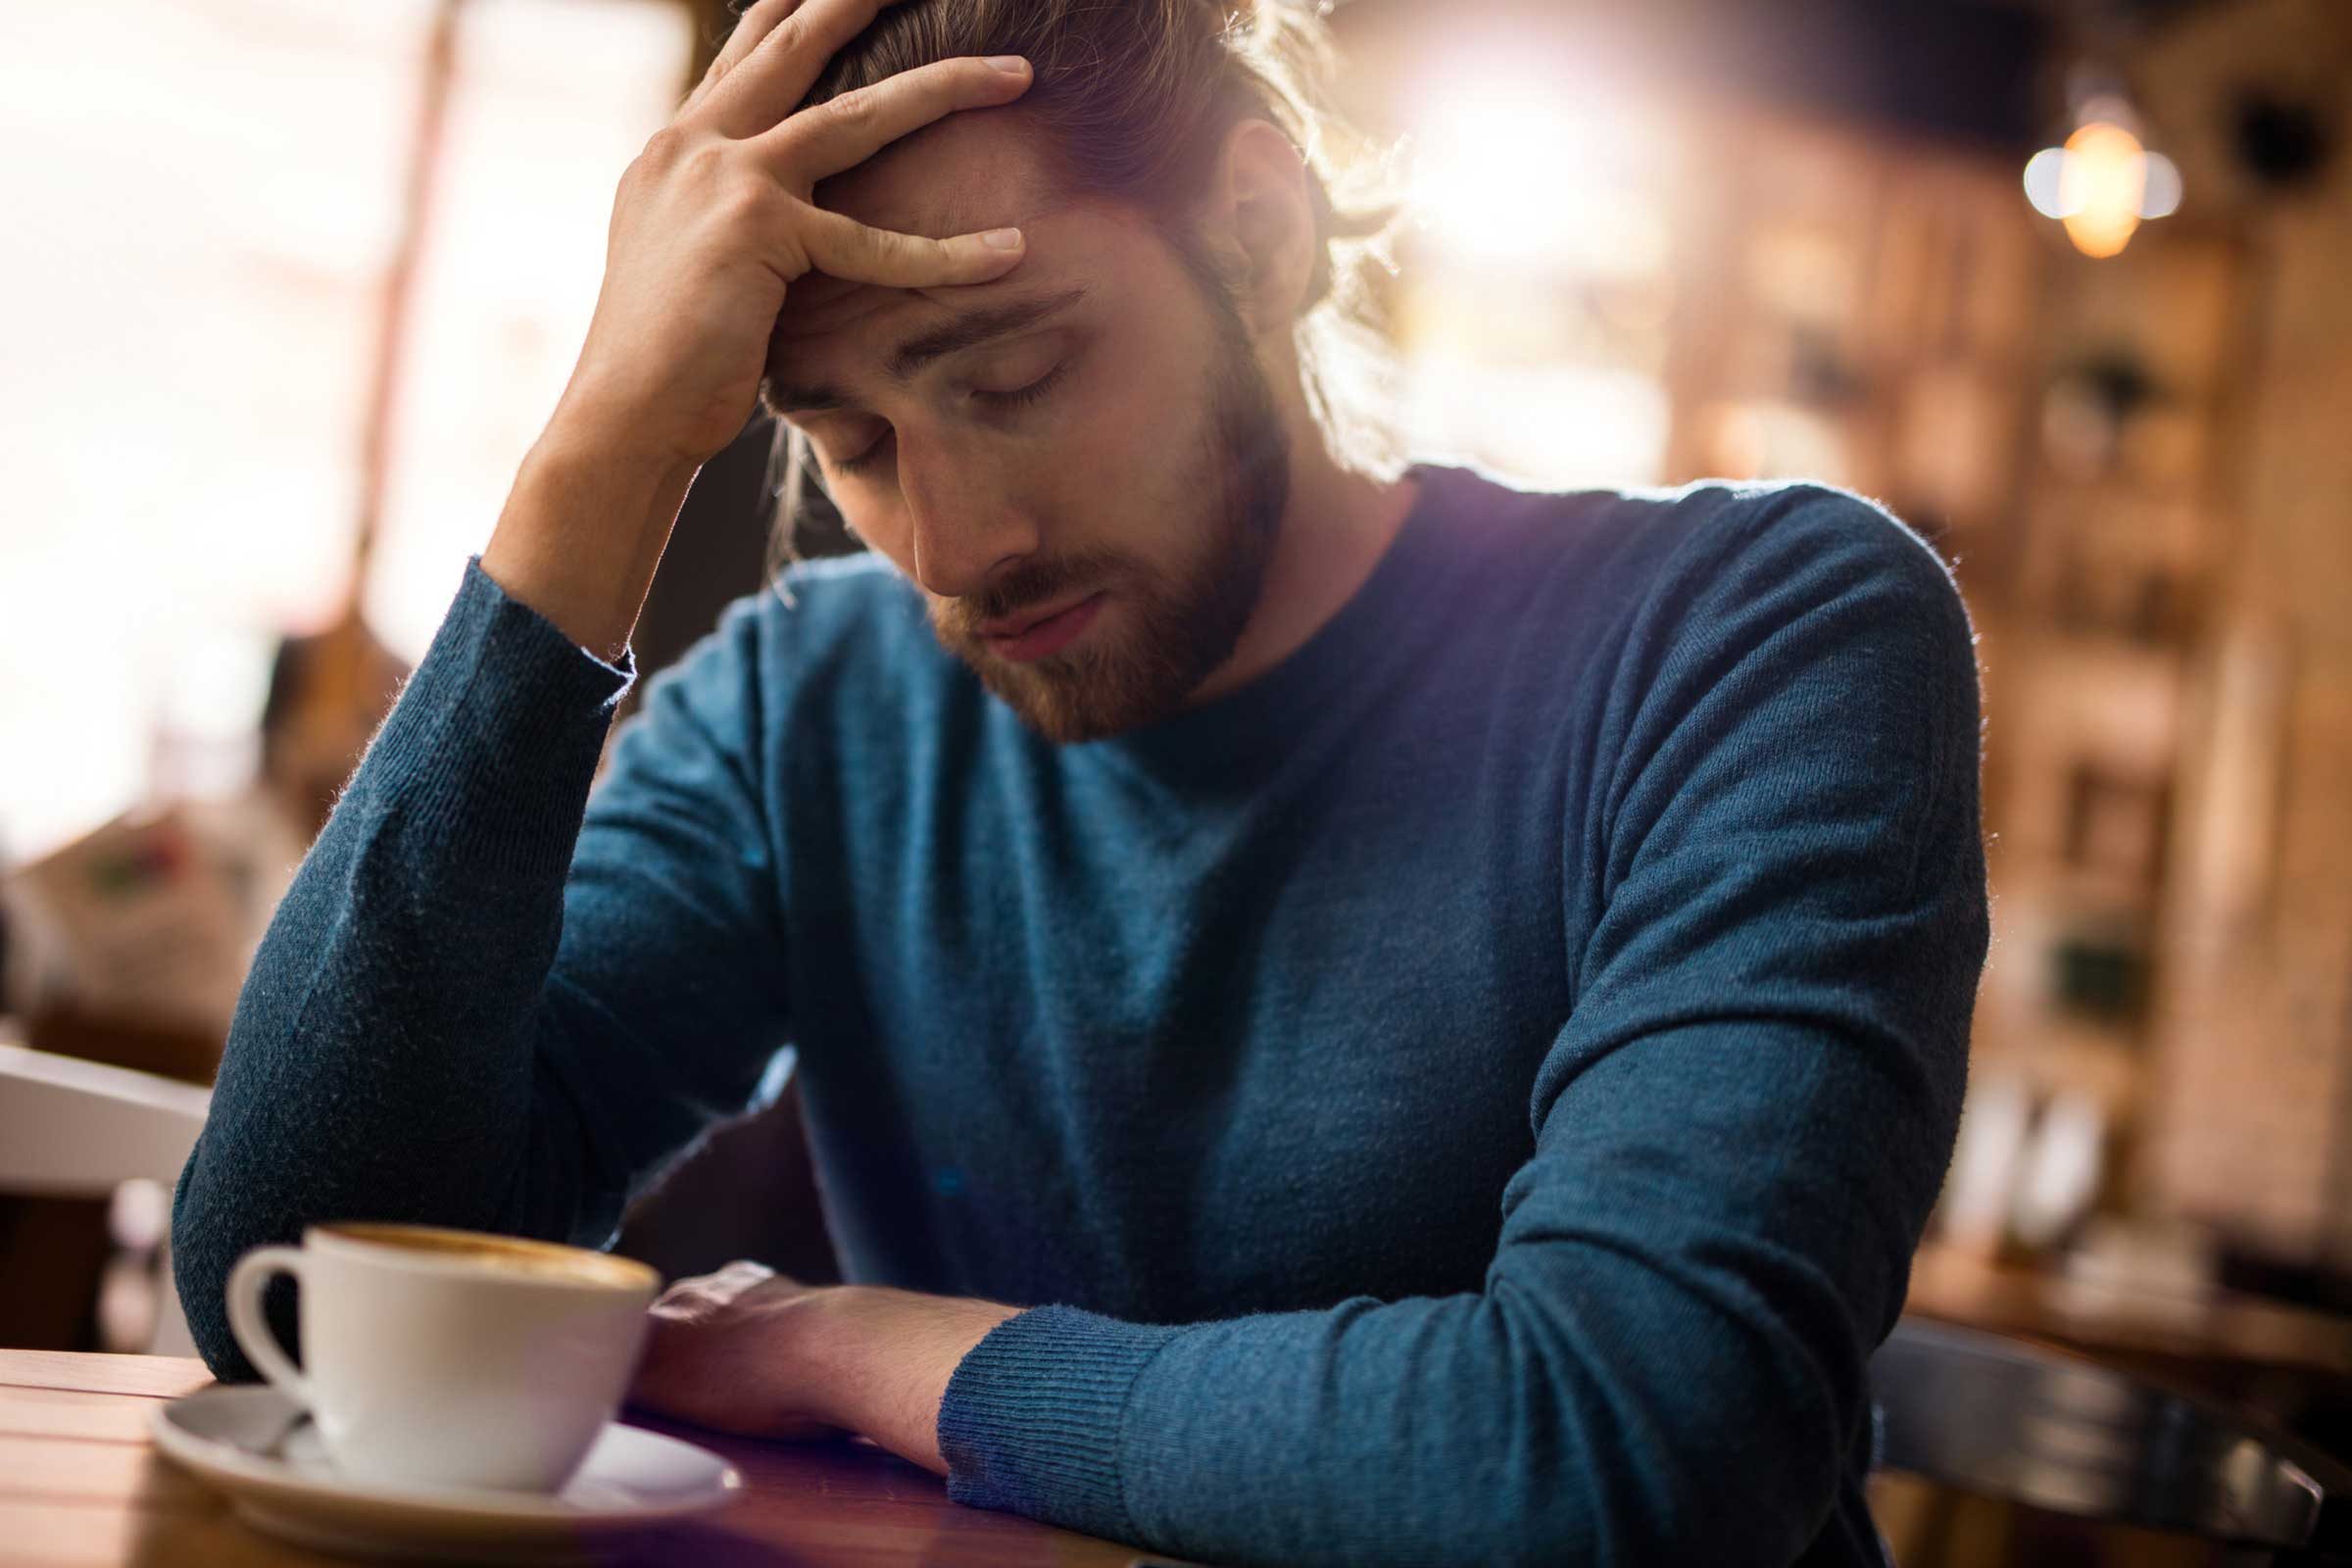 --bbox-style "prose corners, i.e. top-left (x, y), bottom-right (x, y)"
top-left (769, 285), bottom-right (1091, 415)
